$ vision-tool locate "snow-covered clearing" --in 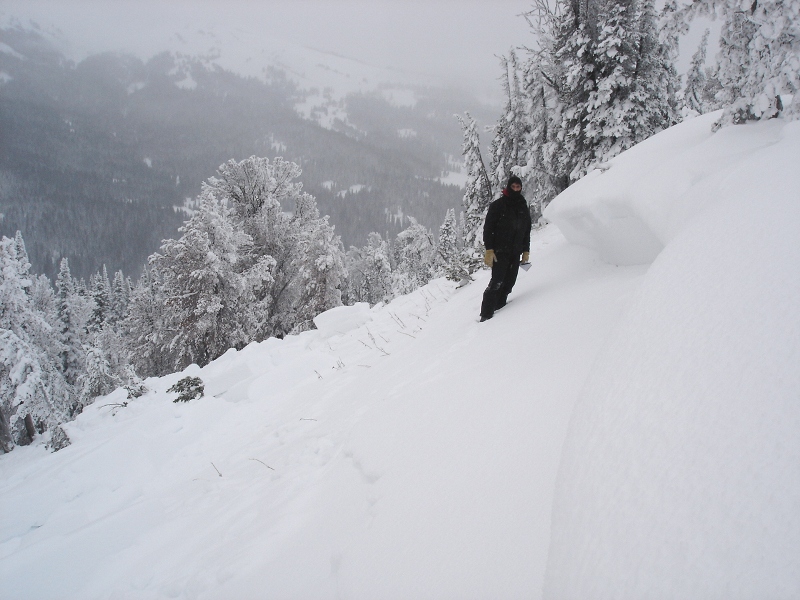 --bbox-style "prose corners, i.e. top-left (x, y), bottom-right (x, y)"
top-left (1, 112), bottom-right (798, 599)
